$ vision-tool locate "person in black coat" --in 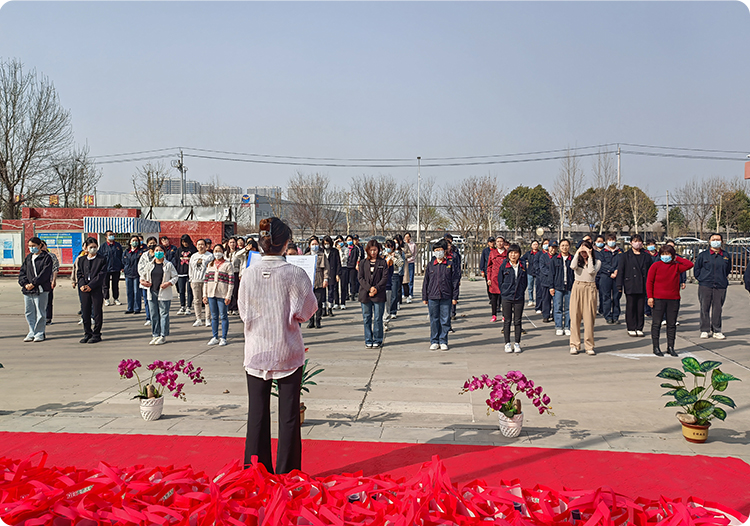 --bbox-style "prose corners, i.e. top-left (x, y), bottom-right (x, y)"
top-left (99, 230), bottom-right (123, 306)
top-left (18, 236), bottom-right (53, 342)
top-left (498, 244), bottom-right (528, 353)
top-left (479, 237), bottom-right (496, 301)
top-left (616, 234), bottom-right (652, 336)
top-left (323, 236), bottom-right (342, 315)
top-left (358, 239), bottom-right (389, 348)
top-left (77, 237), bottom-right (108, 344)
